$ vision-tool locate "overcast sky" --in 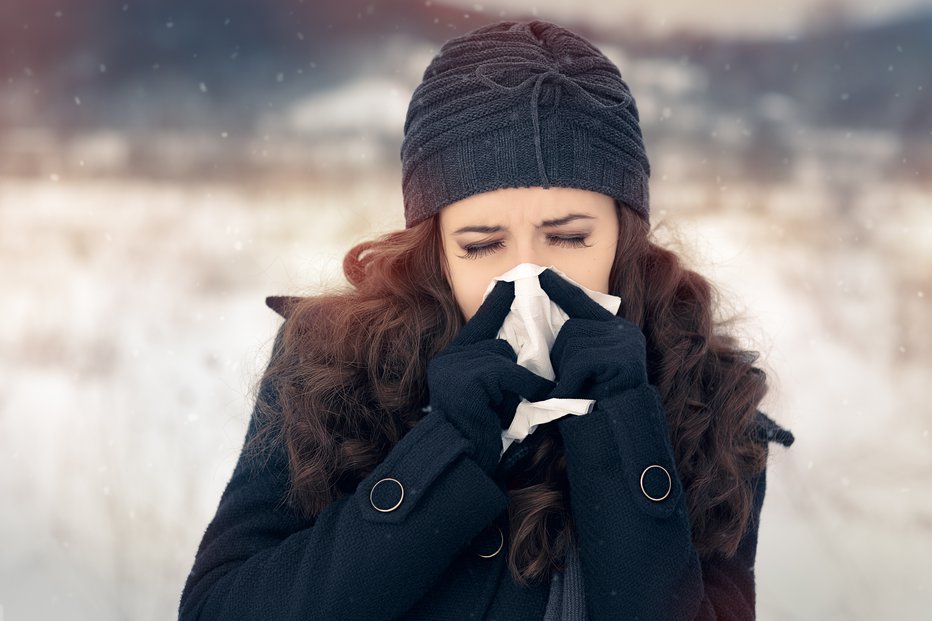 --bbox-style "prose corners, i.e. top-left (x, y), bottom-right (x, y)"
top-left (443, 0), bottom-right (932, 38)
